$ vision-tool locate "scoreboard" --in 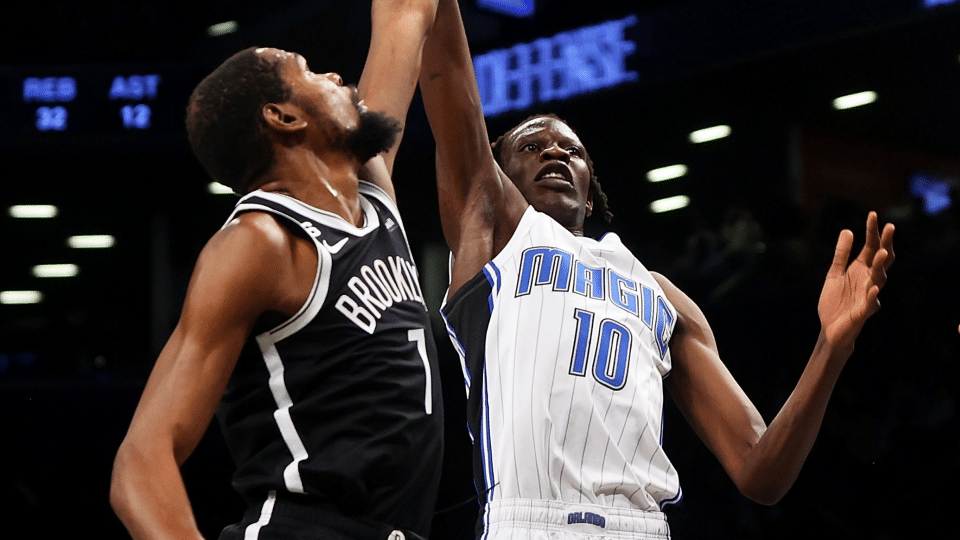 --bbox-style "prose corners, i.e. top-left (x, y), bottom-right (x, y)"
top-left (1, 0), bottom-right (954, 153)
top-left (1, 64), bottom-right (202, 152)
top-left (25, 74), bottom-right (161, 131)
